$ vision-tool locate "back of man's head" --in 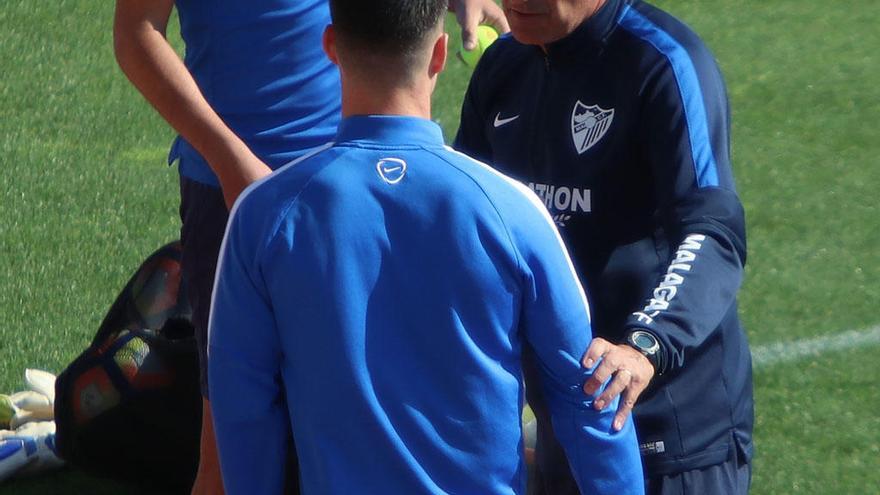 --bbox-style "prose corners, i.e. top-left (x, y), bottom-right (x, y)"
top-left (328, 0), bottom-right (447, 81)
